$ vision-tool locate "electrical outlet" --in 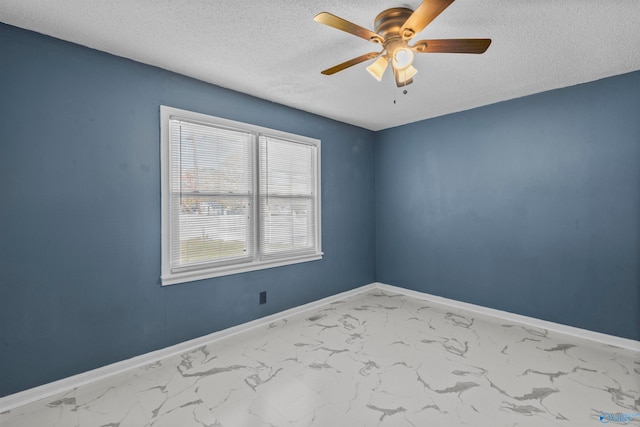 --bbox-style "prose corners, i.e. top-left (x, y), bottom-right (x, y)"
top-left (259, 291), bottom-right (267, 305)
